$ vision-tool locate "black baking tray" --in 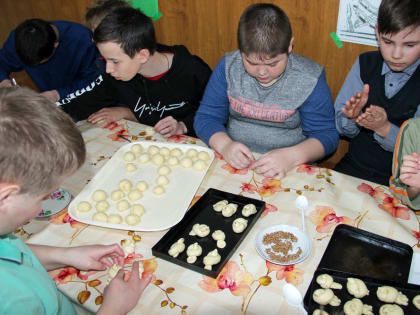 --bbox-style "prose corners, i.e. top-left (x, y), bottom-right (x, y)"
top-left (151, 188), bottom-right (266, 278)
top-left (304, 268), bottom-right (420, 314)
